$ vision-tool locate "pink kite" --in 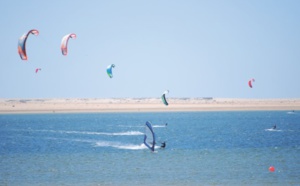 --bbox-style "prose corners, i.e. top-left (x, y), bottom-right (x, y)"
top-left (61, 33), bottom-right (76, 56)
top-left (248, 78), bottom-right (255, 88)
top-left (35, 68), bottom-right (41, 73)
top-left (18, 29), bottom-right (39, 60)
